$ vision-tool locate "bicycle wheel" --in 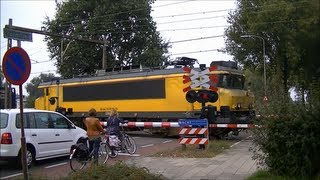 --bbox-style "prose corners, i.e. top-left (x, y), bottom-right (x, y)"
top-left (124, 135), bottom-right (137, 154)
top-left (70, 148), bottom-right (86, 171)
top-left (98, 144), bottom-right (109, 164)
